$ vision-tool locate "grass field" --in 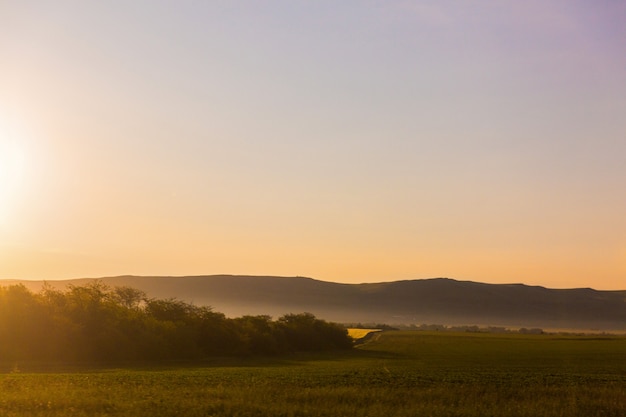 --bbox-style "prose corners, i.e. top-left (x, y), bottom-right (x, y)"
top-left (1, 331), bottom-right (624, 416)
